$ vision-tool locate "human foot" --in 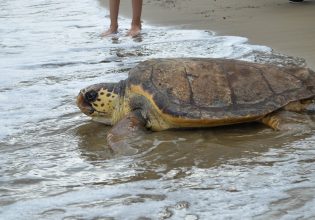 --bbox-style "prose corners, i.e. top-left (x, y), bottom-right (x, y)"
top-left (101, 25), bottom-right (118, 37)
top-left (126, 24), bottom-right (141, 37)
